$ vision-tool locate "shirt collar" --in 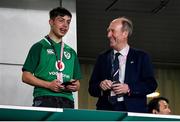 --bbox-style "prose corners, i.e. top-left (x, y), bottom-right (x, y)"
top-left (114, 44), bottom-right (130, 56)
